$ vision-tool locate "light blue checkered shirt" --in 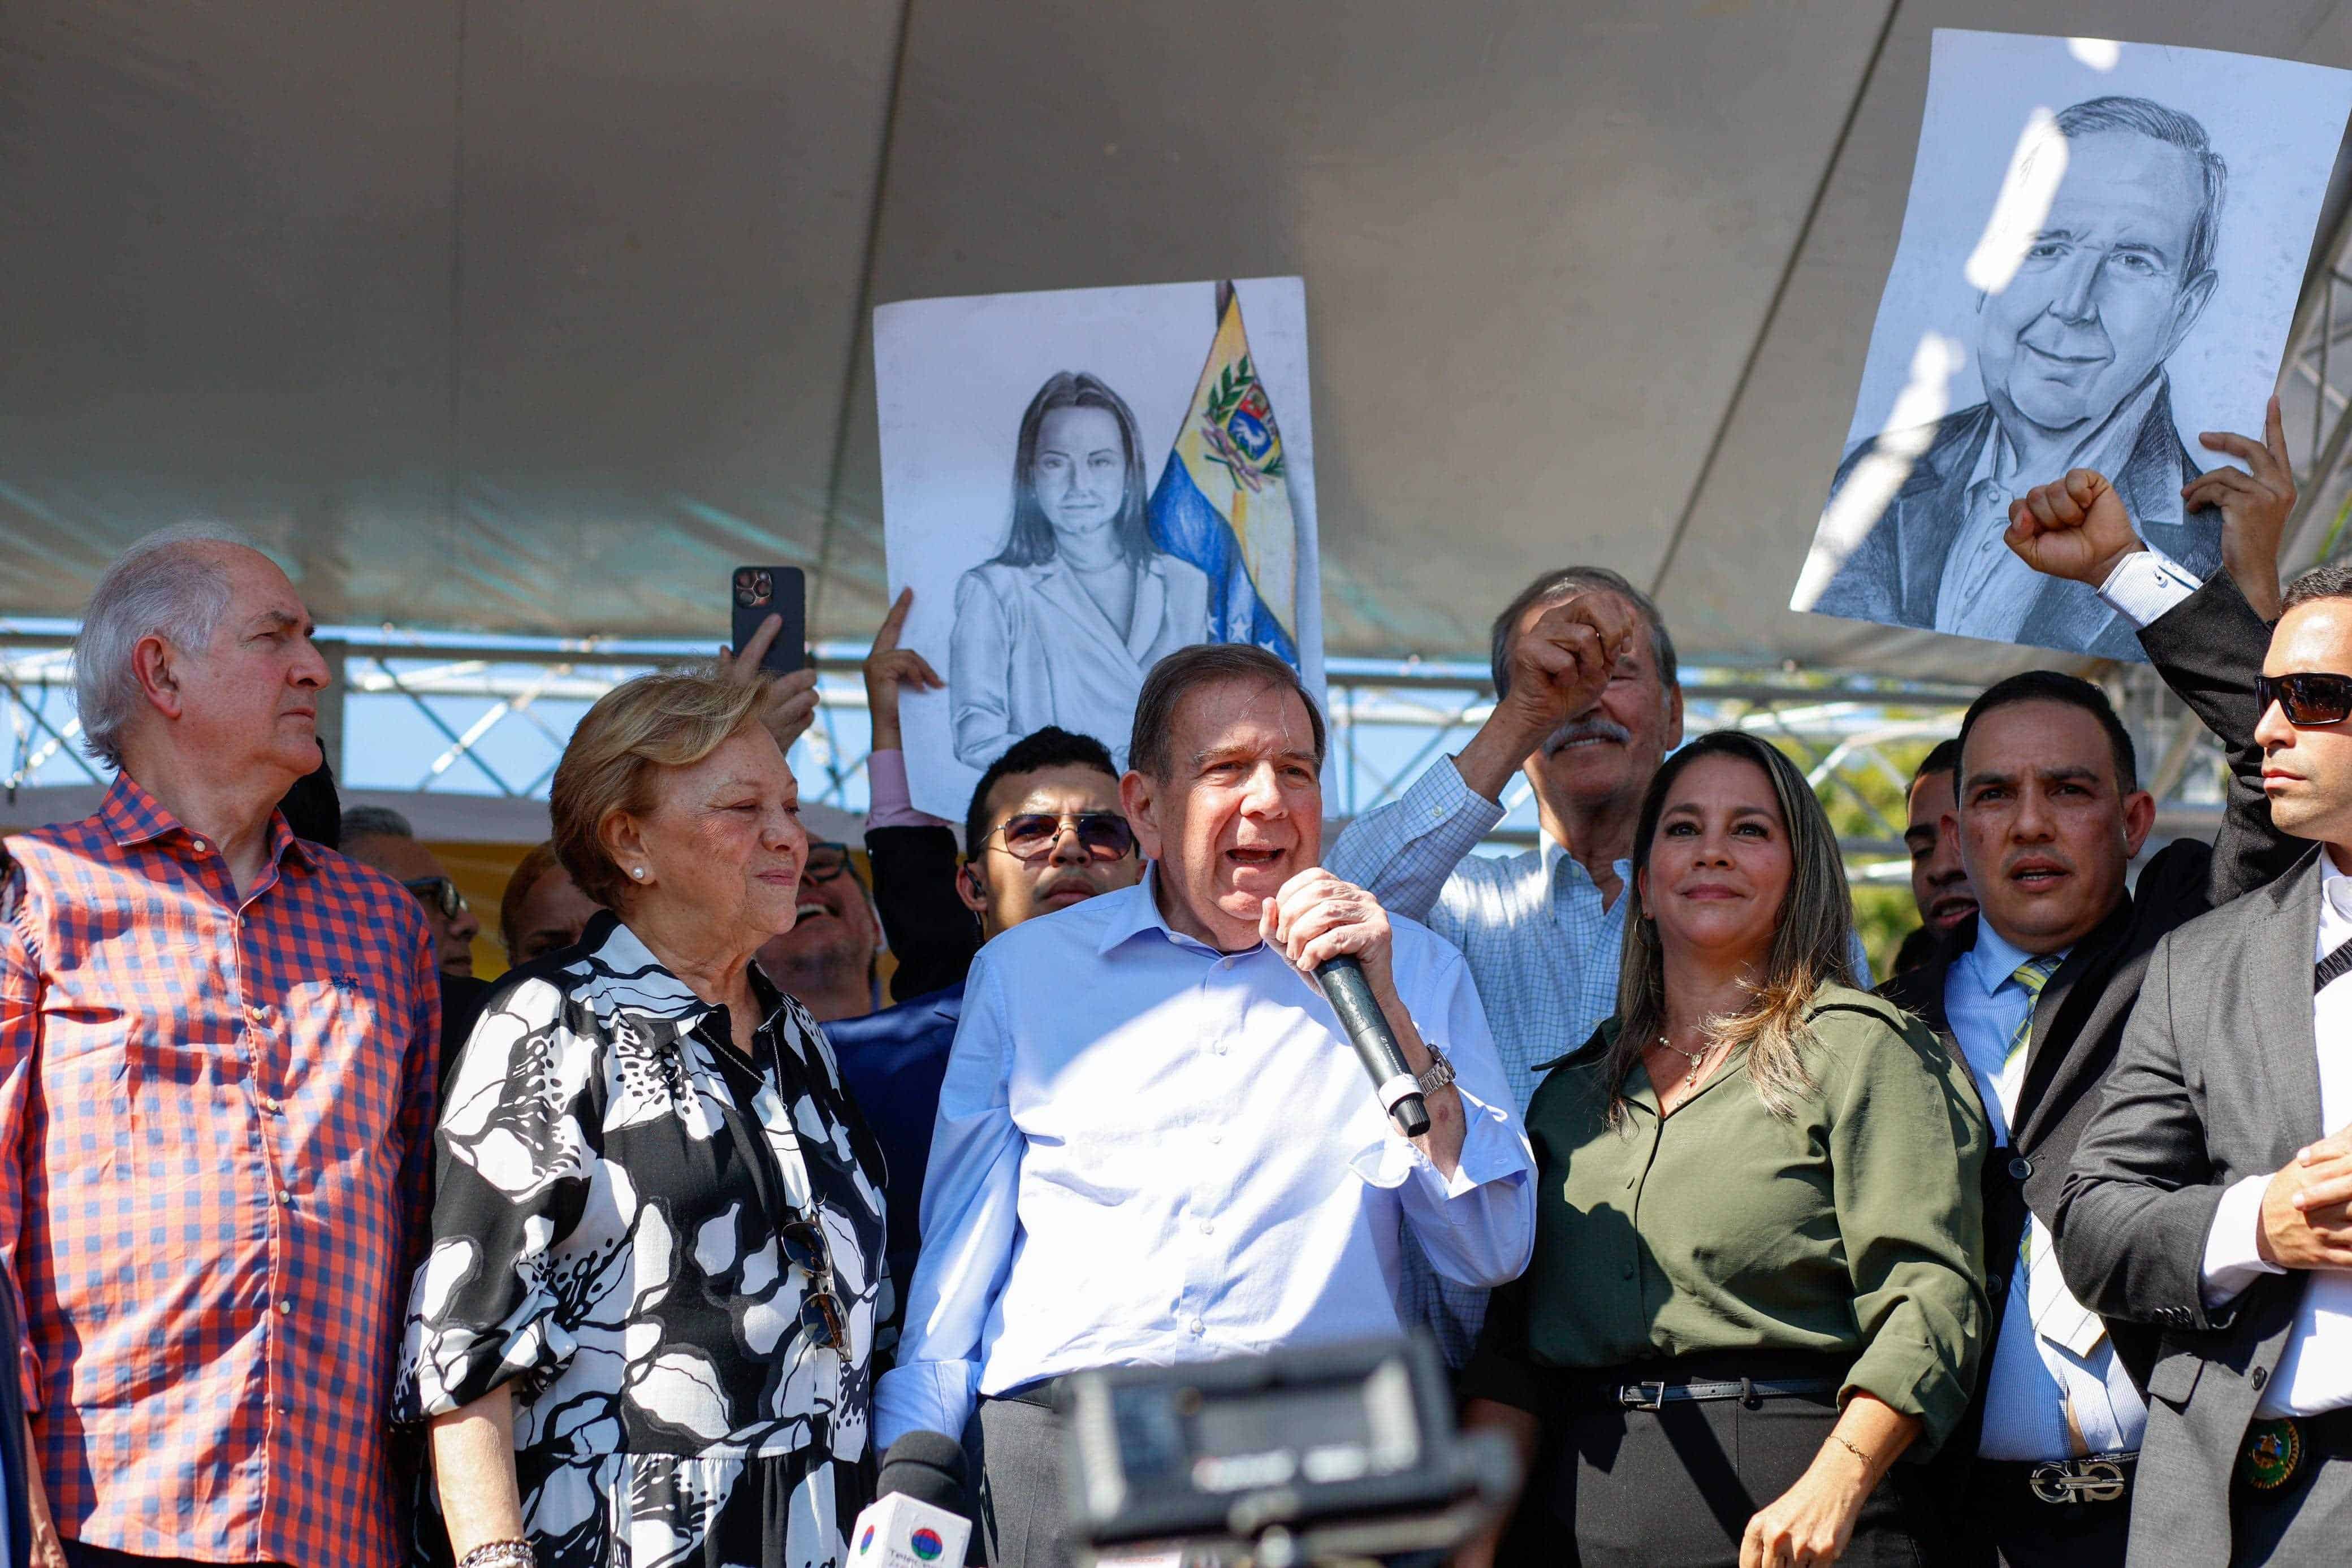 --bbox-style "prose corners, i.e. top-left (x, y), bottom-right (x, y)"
top-left (1326, 757), bottom-right (1633, 1361)
top-left (1328, 755), bottom-right (1874, 1362)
